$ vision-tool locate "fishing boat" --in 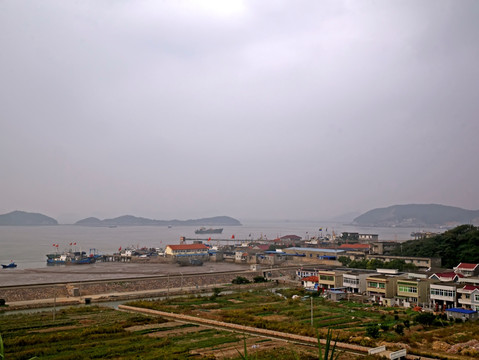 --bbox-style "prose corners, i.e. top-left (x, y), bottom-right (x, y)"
top-left (194, 227), bottom-right (223, 235)
top-left (46, 251), bottom-right (96, 265)
top-left (1, 262), bottom-right (17, 269)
